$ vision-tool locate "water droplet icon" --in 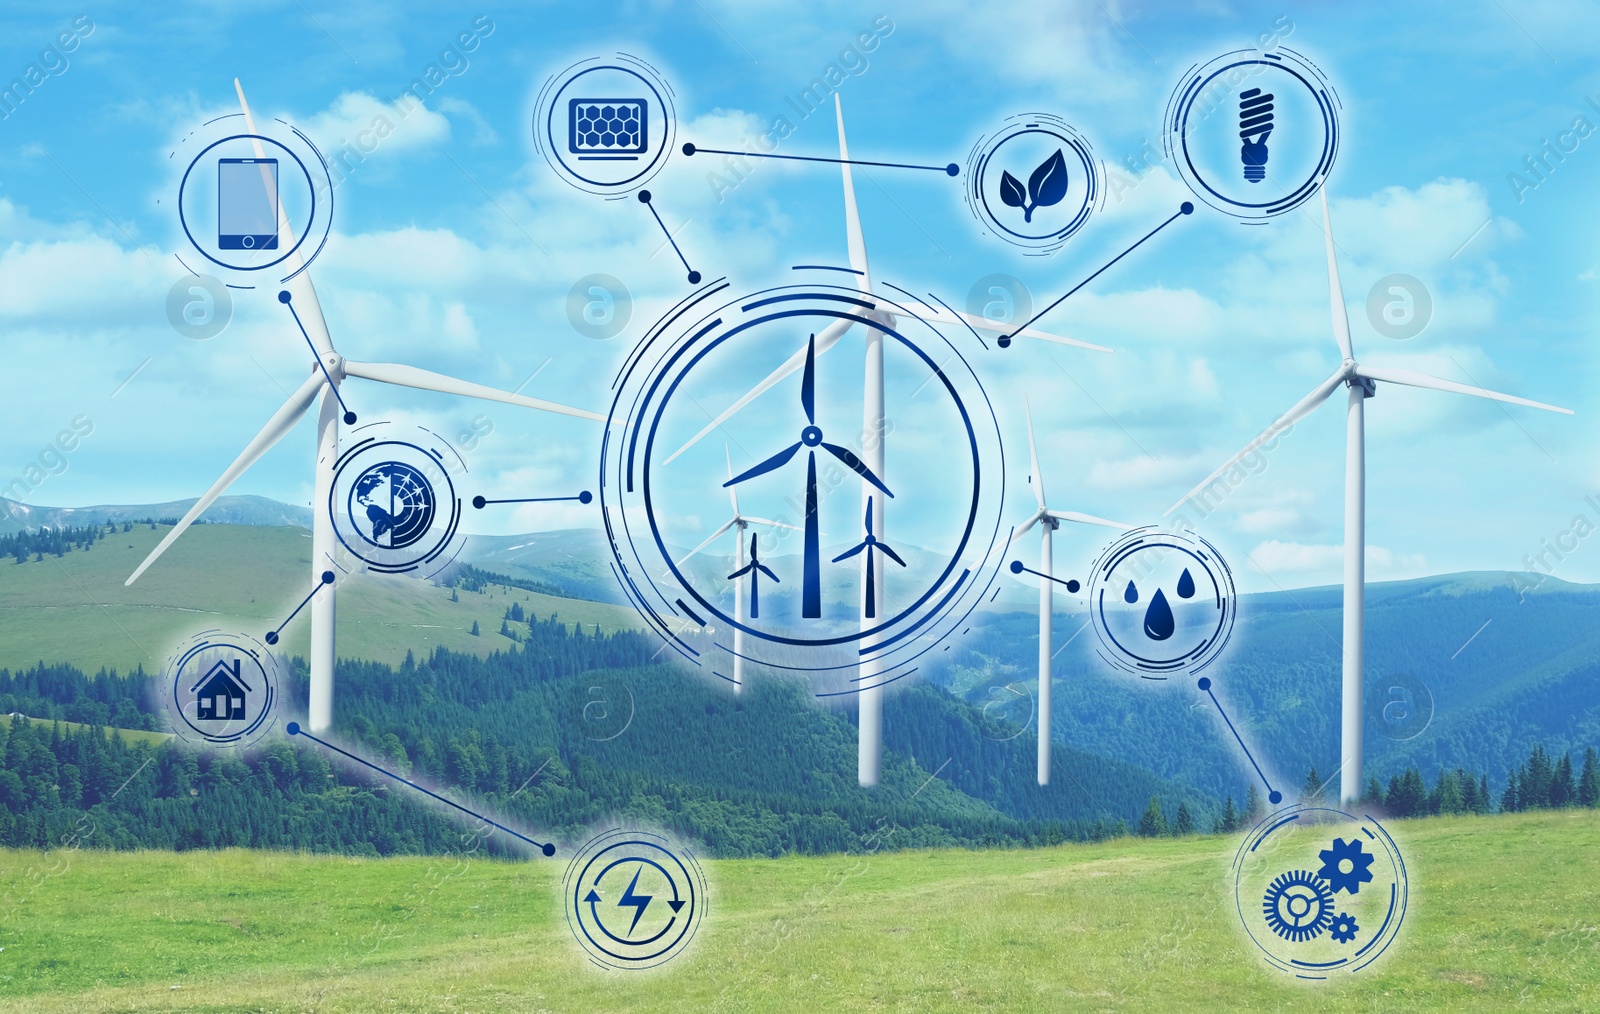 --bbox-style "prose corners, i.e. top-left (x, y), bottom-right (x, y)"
top-left (1143, 588), bottom-right (1175, 640)
top-left (1177, 568), bottom-right (1195, 599)
top-left (1124, 580), bottom-right (1139, 604)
